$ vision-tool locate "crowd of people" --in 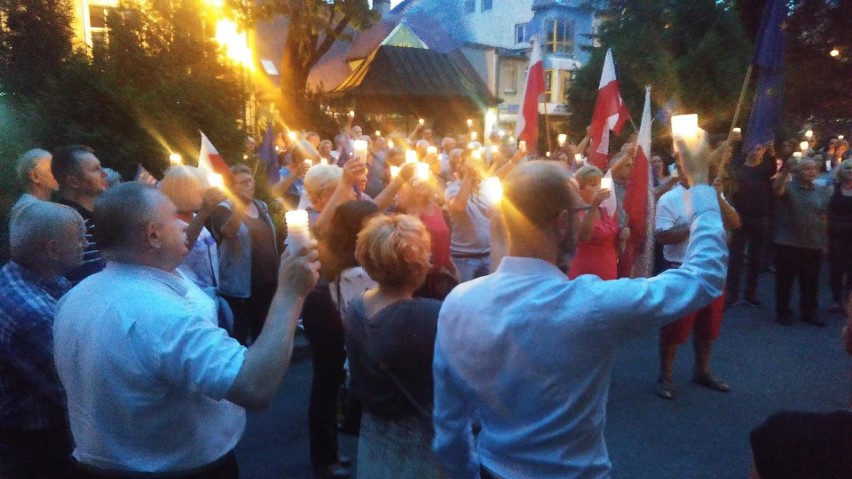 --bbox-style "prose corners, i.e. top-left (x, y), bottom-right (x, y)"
top-left (1, 114), bottom-right (850, 479)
